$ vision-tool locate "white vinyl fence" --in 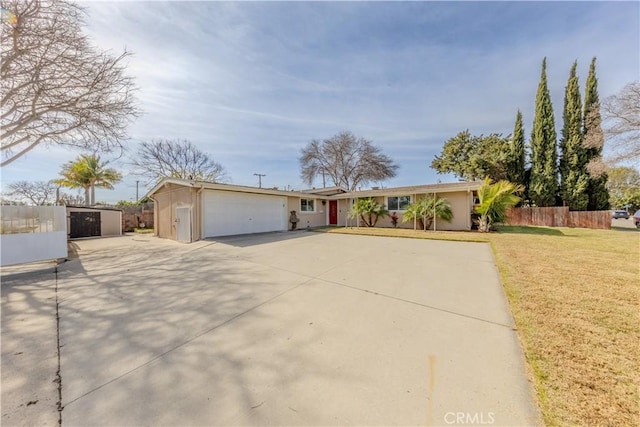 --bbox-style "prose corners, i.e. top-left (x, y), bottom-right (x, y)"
top-left (1, 206), bottom-right (68, 266)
